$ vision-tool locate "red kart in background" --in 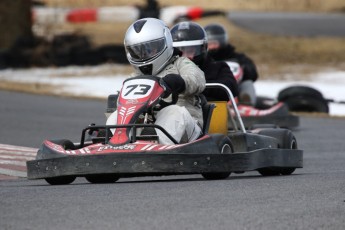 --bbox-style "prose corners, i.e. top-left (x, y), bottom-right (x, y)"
top-left (226, 61), bottom-right (300, 129)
